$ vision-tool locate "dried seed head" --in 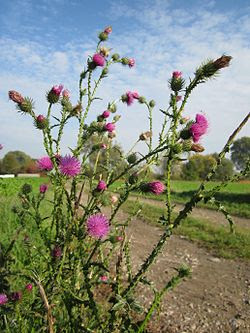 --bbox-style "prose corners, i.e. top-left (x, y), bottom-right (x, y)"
top-left (213, 55), bottom-right (232, 70)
